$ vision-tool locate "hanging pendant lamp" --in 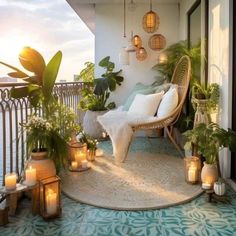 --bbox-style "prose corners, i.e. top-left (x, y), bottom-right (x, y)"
top-left (126, 31), bottom-right (137, 52)
top-left (132, 34), bottom-right (142, 48)
top-left (136, 47), bottom-right (147, 61)
top-left (142, 0), bottom-right (159, 33)
top-left (119, 0), bottom-right (129, 65)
